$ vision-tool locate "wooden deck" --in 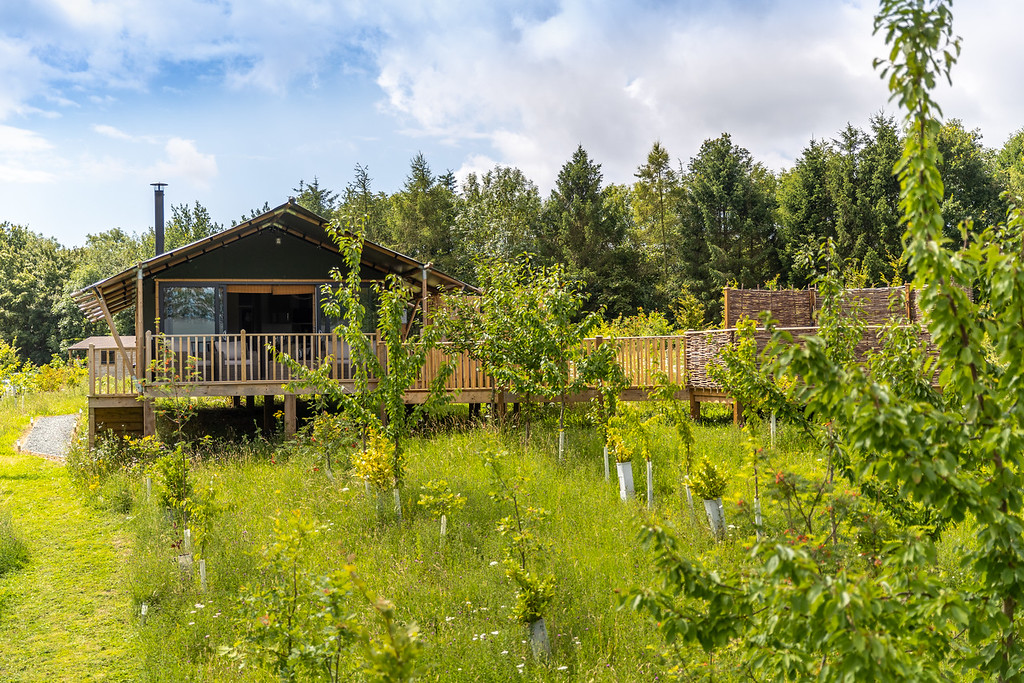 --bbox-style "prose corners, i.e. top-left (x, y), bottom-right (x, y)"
top-left (92, 324), bottom-right (919, 443)
top-left (84, 331), bottom-right (741, 443)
